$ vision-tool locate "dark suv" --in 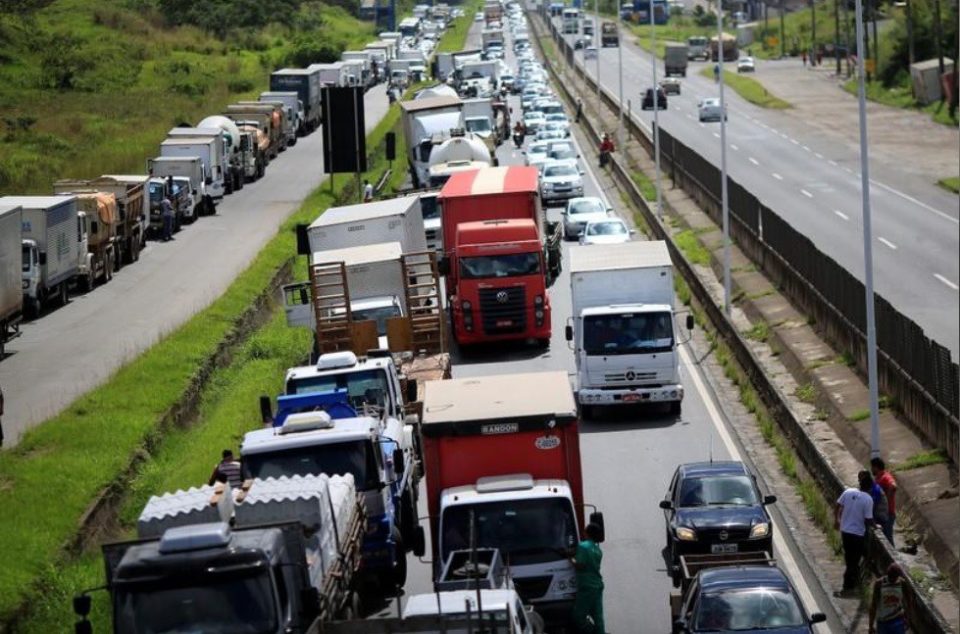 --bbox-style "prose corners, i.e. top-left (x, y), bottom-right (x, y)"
top-left (641, 87), bottom-right (668, 110)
